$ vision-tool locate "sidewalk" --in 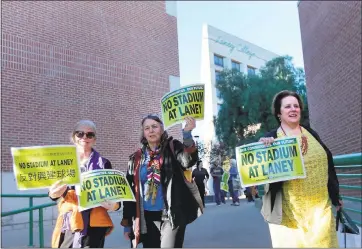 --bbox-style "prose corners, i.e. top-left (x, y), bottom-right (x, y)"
top-left (1, 199), bottom-right (271, 248)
